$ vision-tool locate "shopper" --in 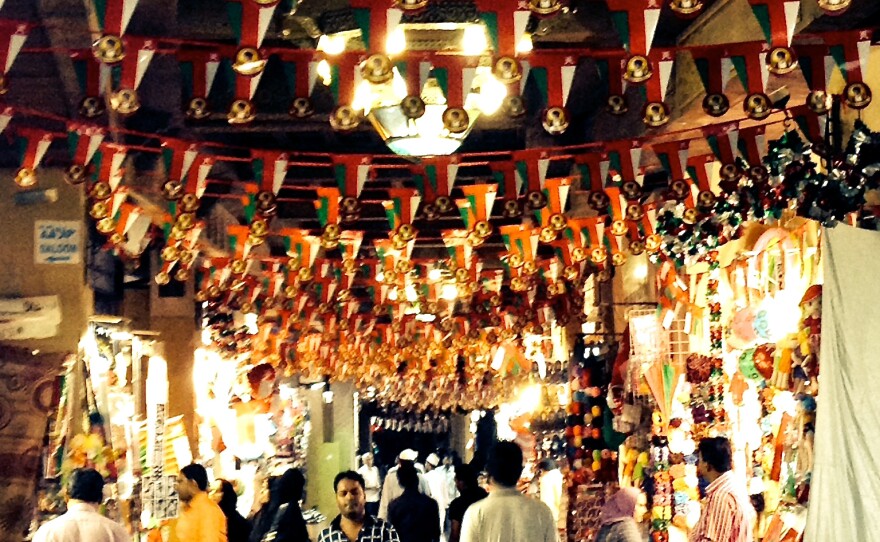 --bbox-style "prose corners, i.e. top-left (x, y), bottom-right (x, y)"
top-left (32, 468), bottom-right (130, 542)
top-left (691, 437), bottom-right (756, 542)
top-left (447, 464), bottom-right (487, 542)
top-left (176, 463), bottom-right (227, 542)
top-left (358, 452), bottom-right (382, 517)
top-left (594, 487), bottom-right (647, 542)
top-left (250, 469), bottom-right (310, 542)
top-left (317, 471), bottom-right (400, 542)
top-left (536, 458), bottom-right (565, 531)
top-left (378, 449), bottom-right (431, 519)
top-left (388, 462), bottom-right (441, 542)
top-left (423, 453), bottom-right (451, 539)
top-left (211, 479), bottom-right (253, 542)
top-left (459, 441), bottom-right (557, 542)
